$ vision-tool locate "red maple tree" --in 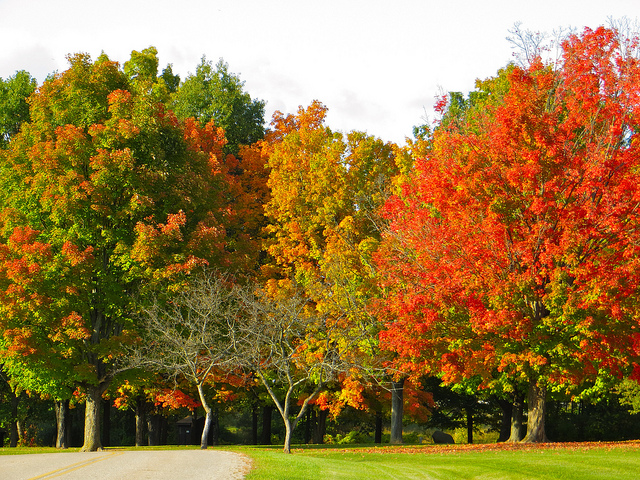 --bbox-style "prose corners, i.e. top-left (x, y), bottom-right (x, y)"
top-left (377, 26), bottom-right (640, 442)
